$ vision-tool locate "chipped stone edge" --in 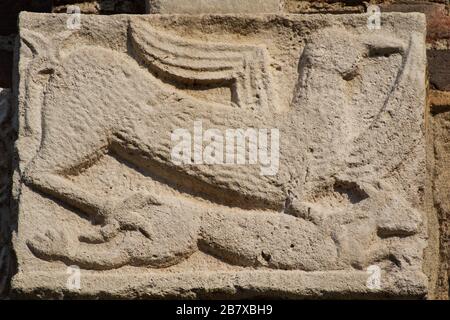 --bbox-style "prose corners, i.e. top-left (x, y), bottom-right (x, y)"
top-left (11, 270), bottom-right (428, 299)
top-left (10, 11), bottom-right (430, 299)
